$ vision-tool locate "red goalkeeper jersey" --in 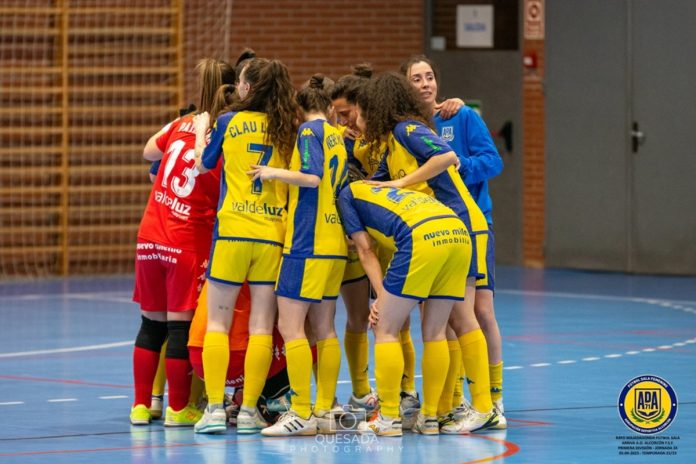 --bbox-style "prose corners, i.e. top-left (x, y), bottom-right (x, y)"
top-left (137, 114), bottom-right (221, 253)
